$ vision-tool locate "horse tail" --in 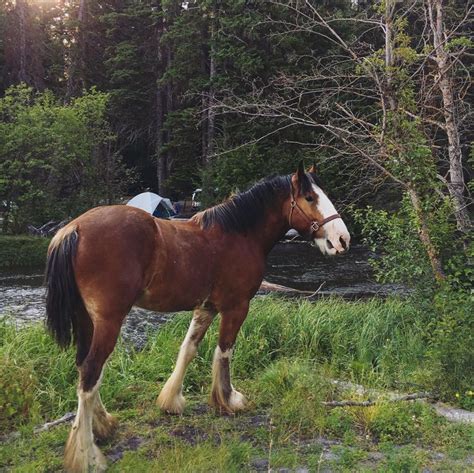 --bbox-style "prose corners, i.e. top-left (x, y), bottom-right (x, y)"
top-left (45, 225), bottom-right (83, 348)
